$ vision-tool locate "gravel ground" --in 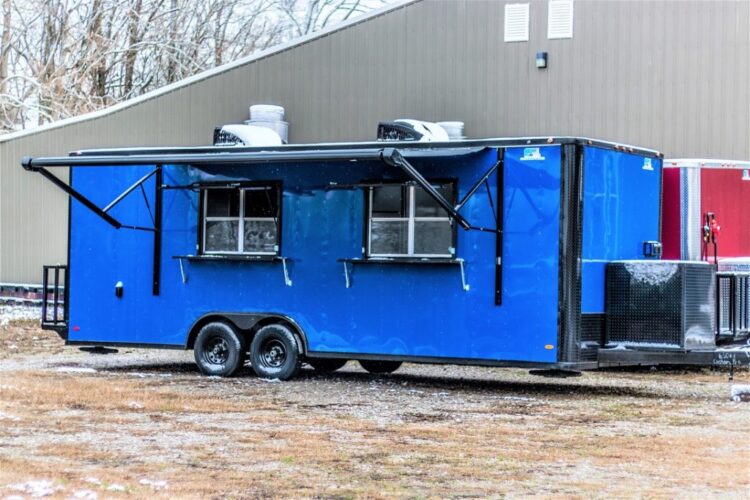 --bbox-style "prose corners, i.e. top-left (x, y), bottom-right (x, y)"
top-left (0, 312), bottom-right (749, 498)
